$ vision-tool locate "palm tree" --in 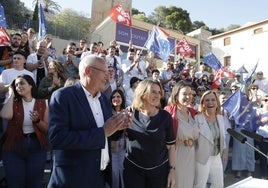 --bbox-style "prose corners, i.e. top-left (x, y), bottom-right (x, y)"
top-left (32, 0), bottom-right (61, 14)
